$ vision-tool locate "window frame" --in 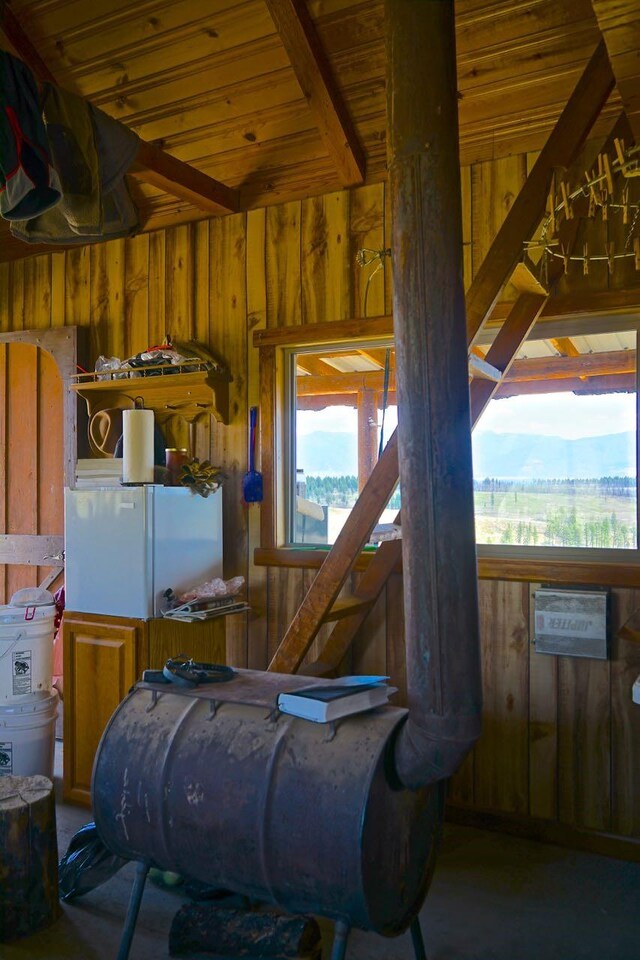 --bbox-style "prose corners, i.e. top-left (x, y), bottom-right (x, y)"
top-left (253, 306), bottom-right (640, 586)
top-left (473, 318), bottom-right (640, 561)
top-left (285, 337), bottom-right (396, 547)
